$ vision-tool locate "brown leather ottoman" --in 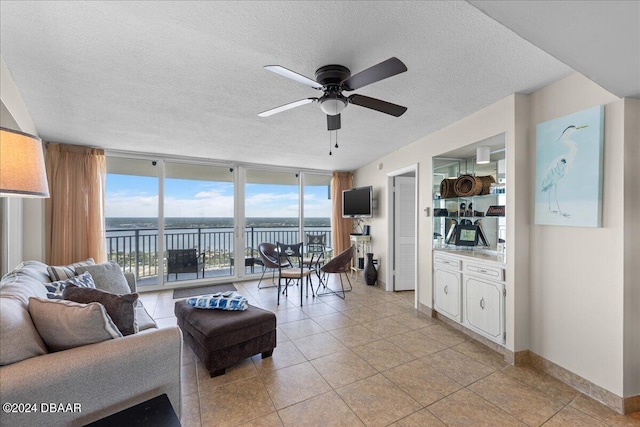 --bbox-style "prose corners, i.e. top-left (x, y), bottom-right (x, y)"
top-left (175, 301), bottom-right (276, 377)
